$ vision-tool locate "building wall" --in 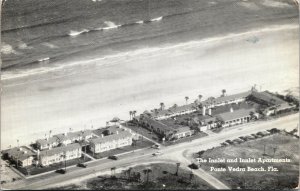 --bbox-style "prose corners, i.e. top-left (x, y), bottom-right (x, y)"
top-left (19, 157), bottom-right (33, 167)
top-left (37, 141), bottom-right (59, 150)
top-left (91, 137), bottom-right (132, 154)
top-left (174, 130), bottom-right (193, 139)
top-left (39, 148), bottom-right (81, 166)
top-left (154, 109), bottom-right (197, 120)
top-left (222, 116), bottom-right (249, 127)
top-left (207, 97), bottom-right (246, 108)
